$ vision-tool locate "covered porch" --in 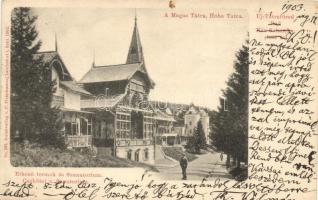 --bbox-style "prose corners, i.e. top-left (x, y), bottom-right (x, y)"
top-left (85, 106), bottom-right (156, 151)
top-left (157, 133), bottom-right (180, 146)
top-left (62, 108), bottom-right (94, 148)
